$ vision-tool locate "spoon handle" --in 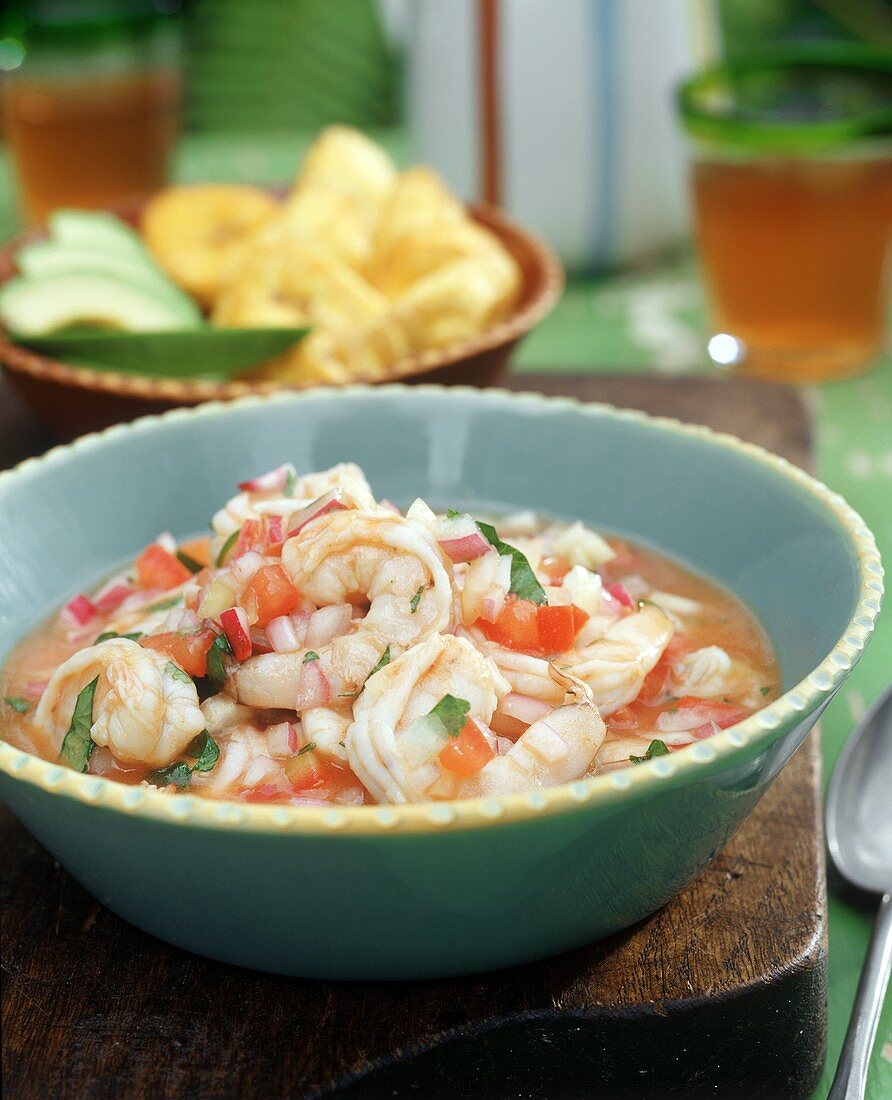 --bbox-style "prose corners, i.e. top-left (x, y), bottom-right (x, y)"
top-left (829, 892), bottom-right (892, 1100)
